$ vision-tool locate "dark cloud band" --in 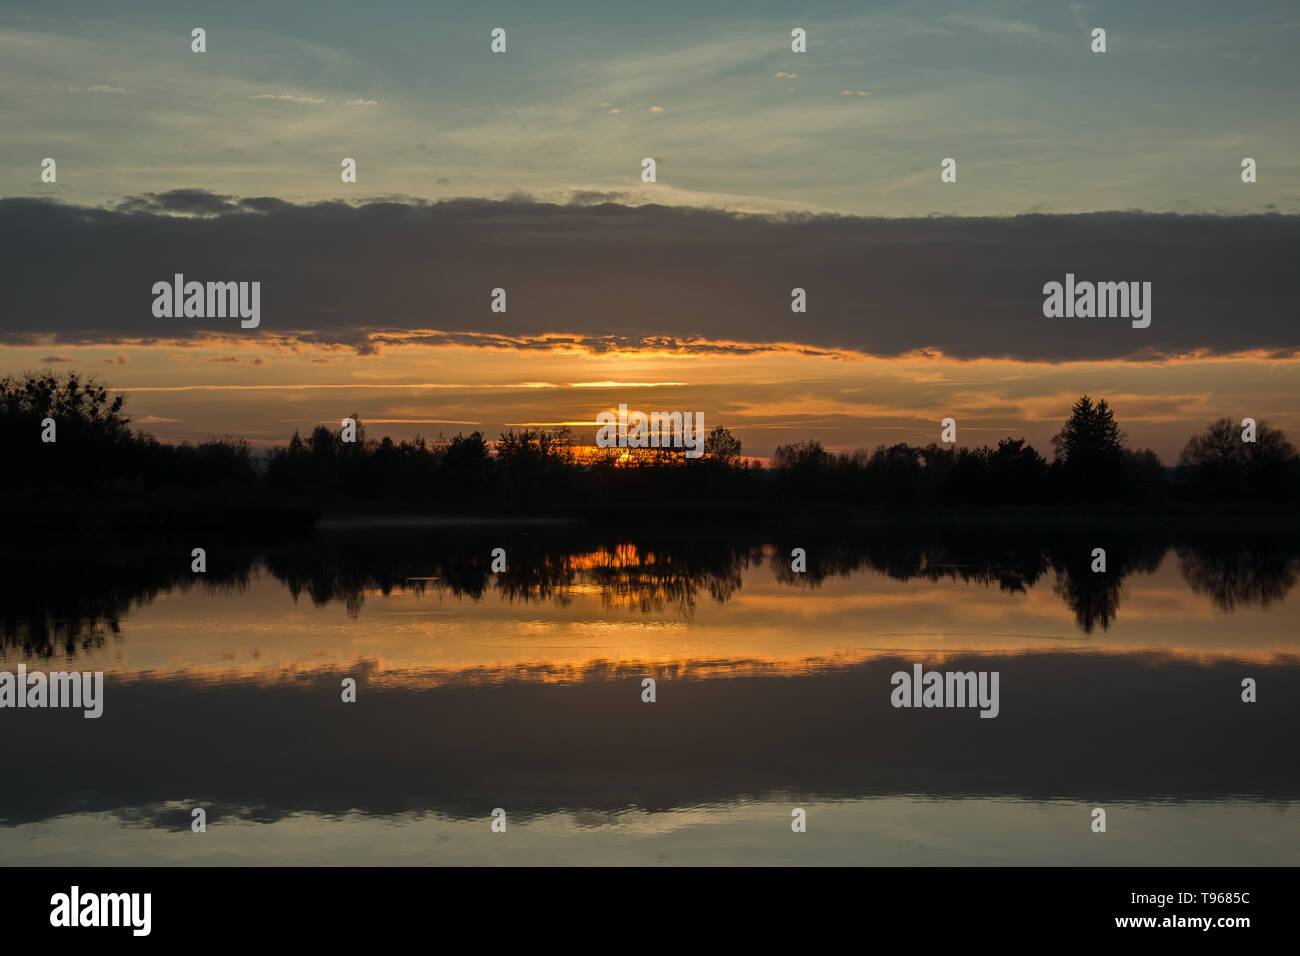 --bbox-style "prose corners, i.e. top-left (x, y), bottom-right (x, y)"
top-left (2, 192), bottom-right (1296, 362)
